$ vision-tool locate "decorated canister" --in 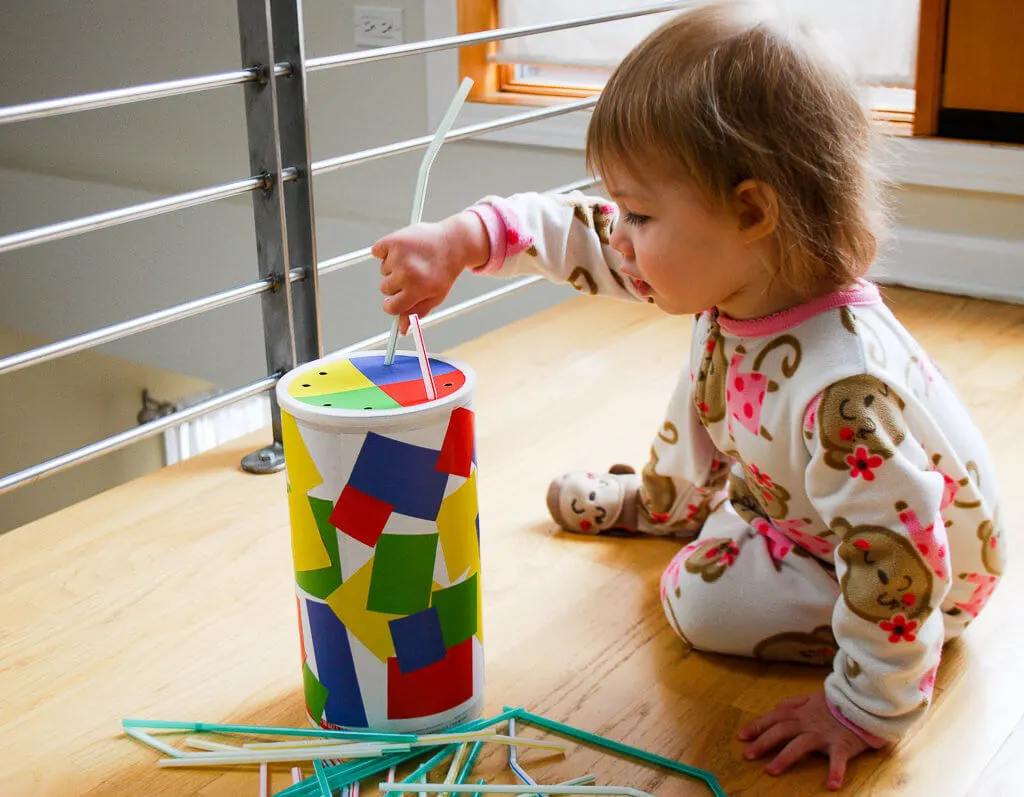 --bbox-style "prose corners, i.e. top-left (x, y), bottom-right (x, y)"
top-left (276, 350), bottom-right (483, 732)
